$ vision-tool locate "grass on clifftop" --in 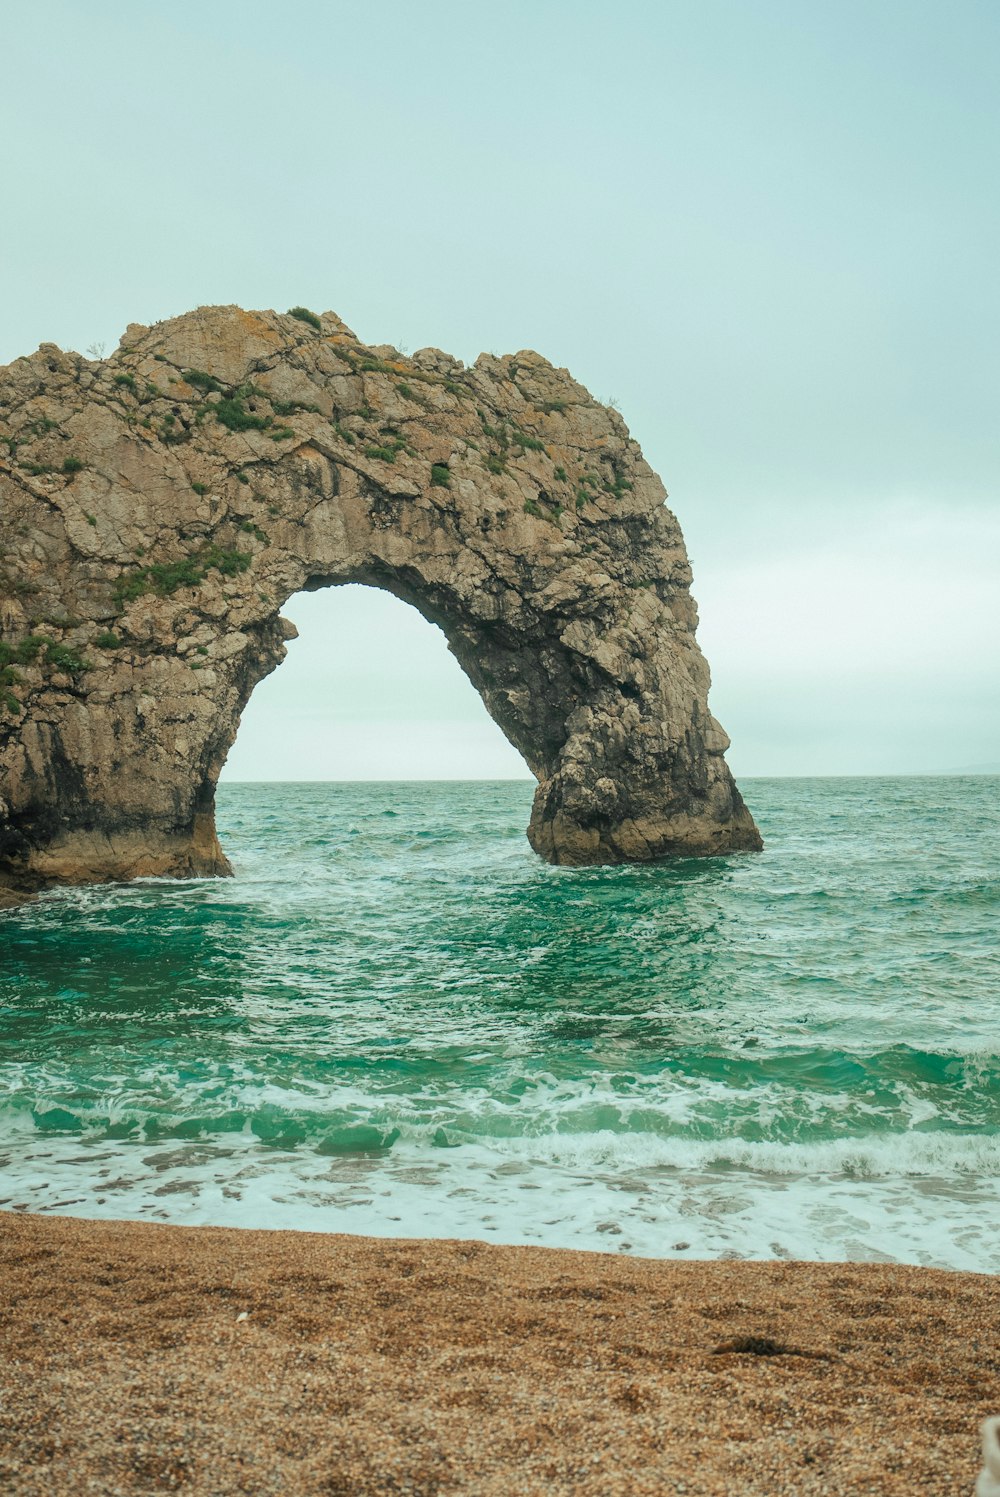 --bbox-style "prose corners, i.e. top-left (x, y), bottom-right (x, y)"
top-left (288, 306), bottom-right (322, 331)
